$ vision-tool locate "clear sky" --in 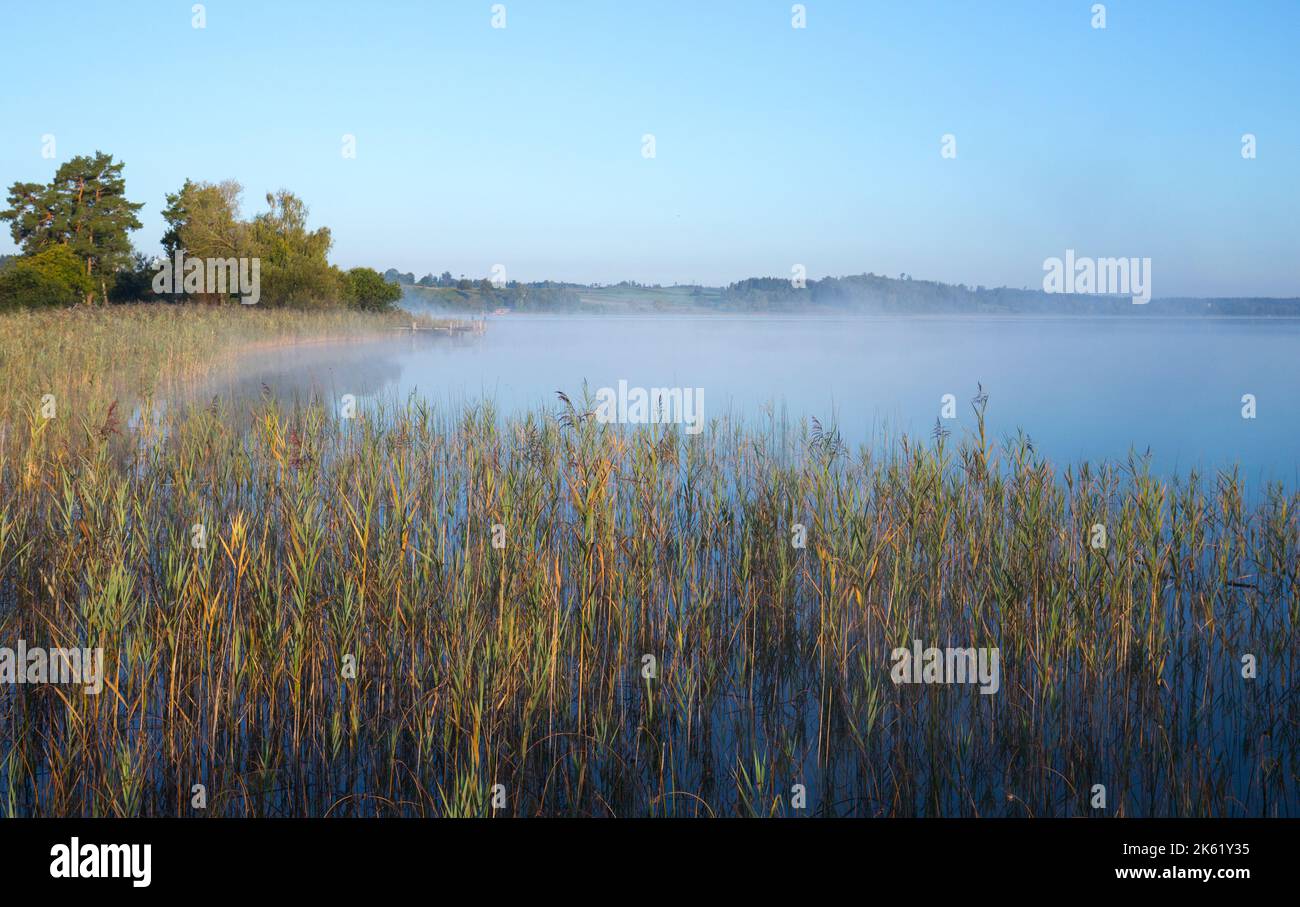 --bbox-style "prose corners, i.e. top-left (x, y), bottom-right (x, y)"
top-left (1, 0), bottom-right (1297, 295)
